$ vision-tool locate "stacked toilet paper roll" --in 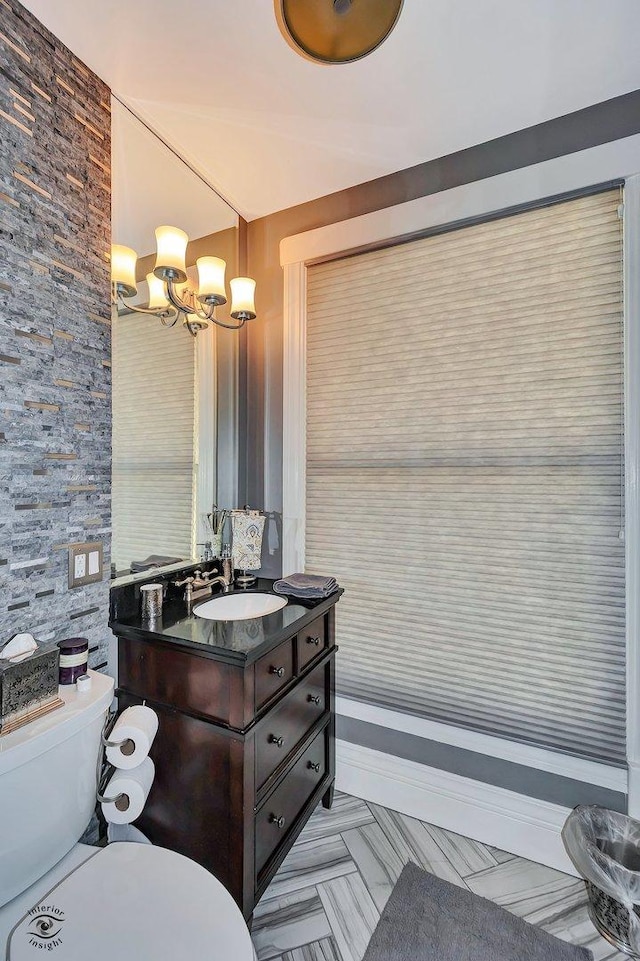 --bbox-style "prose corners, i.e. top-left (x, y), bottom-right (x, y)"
top-left (101, 757), bottom-right (156, 825)
top-left (101, 705), bottom-right (158, 826)
top-left (105, 705), bottom-right (158, 769)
